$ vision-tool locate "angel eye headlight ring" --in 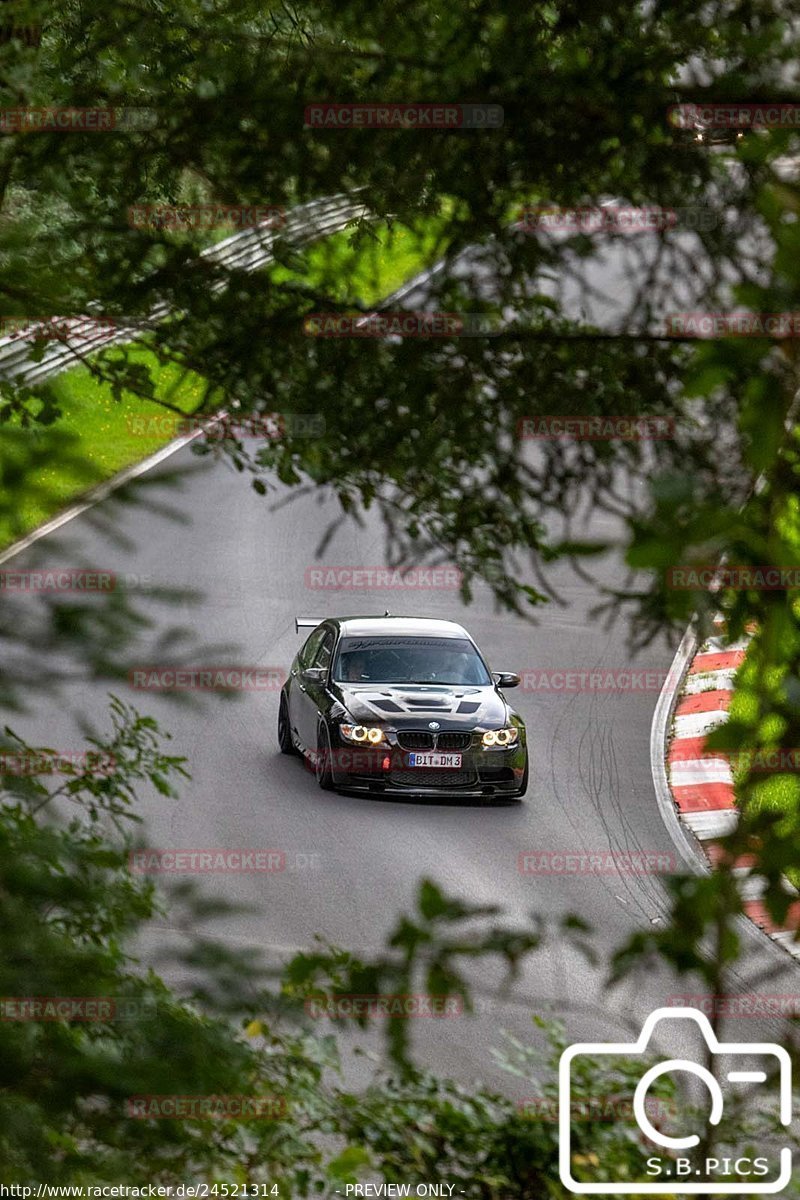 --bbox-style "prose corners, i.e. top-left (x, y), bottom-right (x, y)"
top-left (340, 724), bottom-right (386, 746)
top-left (482, 727), bottom-right (518, 748)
